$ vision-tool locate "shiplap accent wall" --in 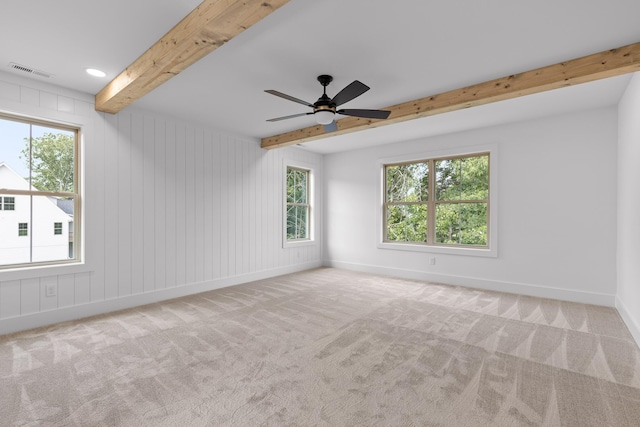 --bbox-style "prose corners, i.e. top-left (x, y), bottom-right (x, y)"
top-left (0, 71), bottom-right (322, 335)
